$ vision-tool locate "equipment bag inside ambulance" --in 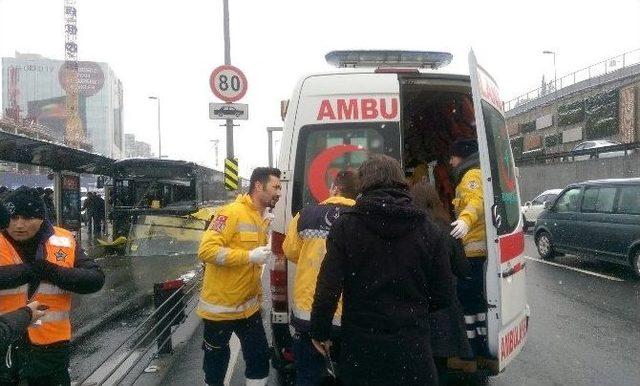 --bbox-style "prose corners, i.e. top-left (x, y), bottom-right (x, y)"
top-left (269, 50), bottom-right (529, 381)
